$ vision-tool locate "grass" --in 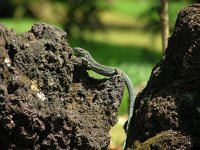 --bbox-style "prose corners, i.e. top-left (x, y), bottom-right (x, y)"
top-left (0, 18), bottom-right (36, 33)
top-left (111, 0), bottom-right (150, 16)
top-left (0, 18), bottom-right (61, 33)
